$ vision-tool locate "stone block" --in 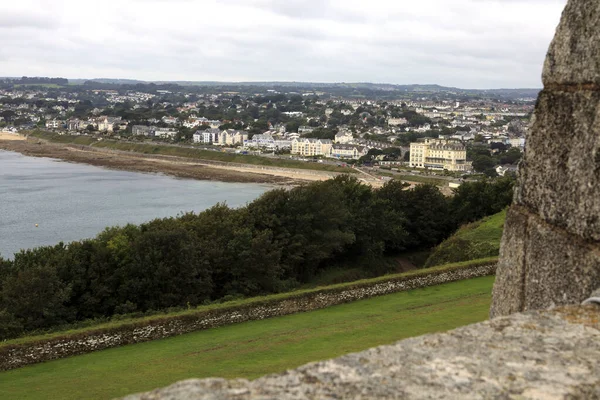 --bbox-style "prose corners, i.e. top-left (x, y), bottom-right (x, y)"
top-left (517, 90), bottom-right (600, 242)
top-left (523, 214), bottom-right (600, 311)
top-left (490, 206), bottom-right (528, 318)
top-left (543, 0), bottom-right (600, 85)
